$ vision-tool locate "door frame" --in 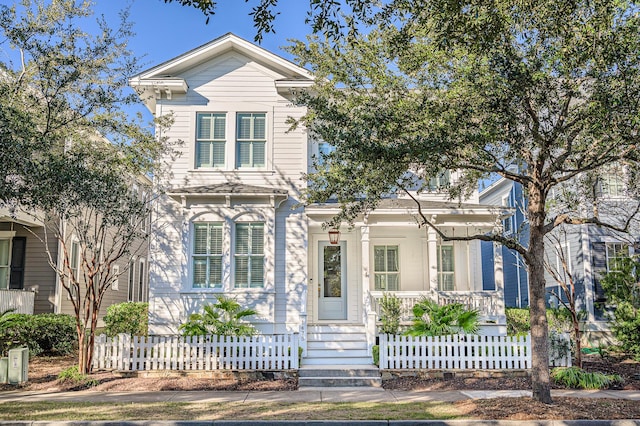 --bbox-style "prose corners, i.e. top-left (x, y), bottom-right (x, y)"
top-left (317, 240), bottom-right (348, 320)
